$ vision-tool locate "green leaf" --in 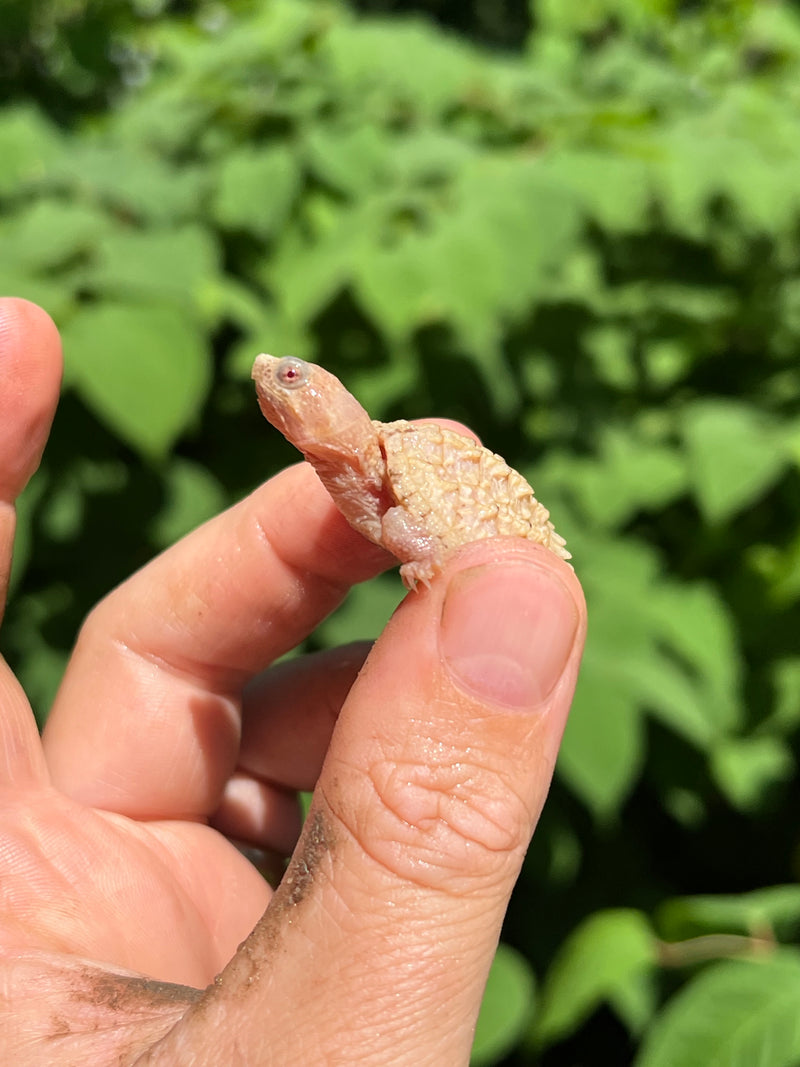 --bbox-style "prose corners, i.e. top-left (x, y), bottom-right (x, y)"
top-left (355, 155), bottom-right (581, 376)
top-left (609, 971), bottom-right (659, 1036)
top-left (84, 225), bottom-right (221, 306)
top-left (557, 651), bottom-right (646, 818)
top-left (147, 459), bottom-right (226, 547)
top-left (537, 0), bottom-right (671, 37)
top-left (550, 531), bottom-right (742, 814)
top-left (17, 644), bottom-right (71, 729)
top-left (649, 116), bottom-right (800, 238)
top-left (681, 400), bottom-right (790, 523)
top-left (553, 425), bottom-right (687, 529)
top-left (585, 326), bottom-right (637, 391)
top-left (711, 736), bottom-right (794, 810)
top-left (324, 19), bottom-right (479, 119)
top-left (7, 585), bottom-right (74, 726)
top-left (643, 339), bottom-right (692, 389)
top-left (547, 535), bottom-right (657, 814)
top-left (348, 354), bottom-right (419, 420)
top-left (354, 229), bottom-right (437, 339)
top-left (40, 473), bottom-right (85, 543)
top-left (270, 206), bottom-right (367, 325)
top-left (635, 952), bottom-right (800, 1067)
top-left (0, 199), bottom-right (109, 272)
top-left (472, 943), bottom-right (536, 1066)
top-left (8, 469), bottom-right (49, 596)
top-left (543, 149), bottom-right (653, 233)
top-left (632, 647), bottom-right (722, 749)
top-left (0, 105), bottom-right (62, 196)
top-left (387, 129), bottom-right (475, 189)
top-left (0, 269), bottom-right (75, 324)
top-left (46, 142), bottom-right (205, 223)
top-left (451, 157), bottom-right (581, 323)
top-left (306, 124), bottom-right (392, 195)
top-left (212, 145), bottom-right (299, 239)
top-left (768, 659), bottom-right (800, 733)
top-left (62, 302), bottom-right (211, 458)
top-left (749, 531), bottom-right (800, 610)
top-left (644, 582), bottom-right (743, 739)
top-left (658, 886), bottom-right (800, 943)
top-left (315, 576), bottom-right (404, 647)
top-left (536, 909), bottom-right (657, 1046)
